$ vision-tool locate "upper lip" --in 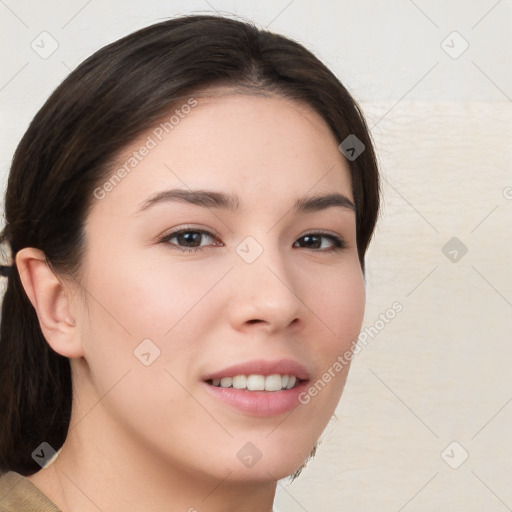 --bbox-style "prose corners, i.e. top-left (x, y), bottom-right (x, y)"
top-left (203, 359), bottom-right (310, 381)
